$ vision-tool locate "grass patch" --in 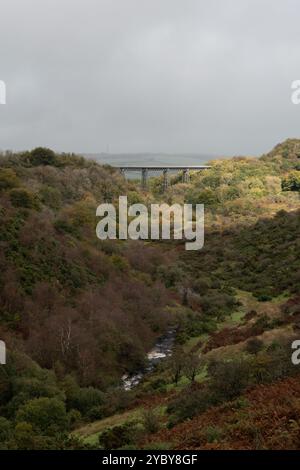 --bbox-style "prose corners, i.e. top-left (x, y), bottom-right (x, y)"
top-left (74, 408), bottom-right (143, 444)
